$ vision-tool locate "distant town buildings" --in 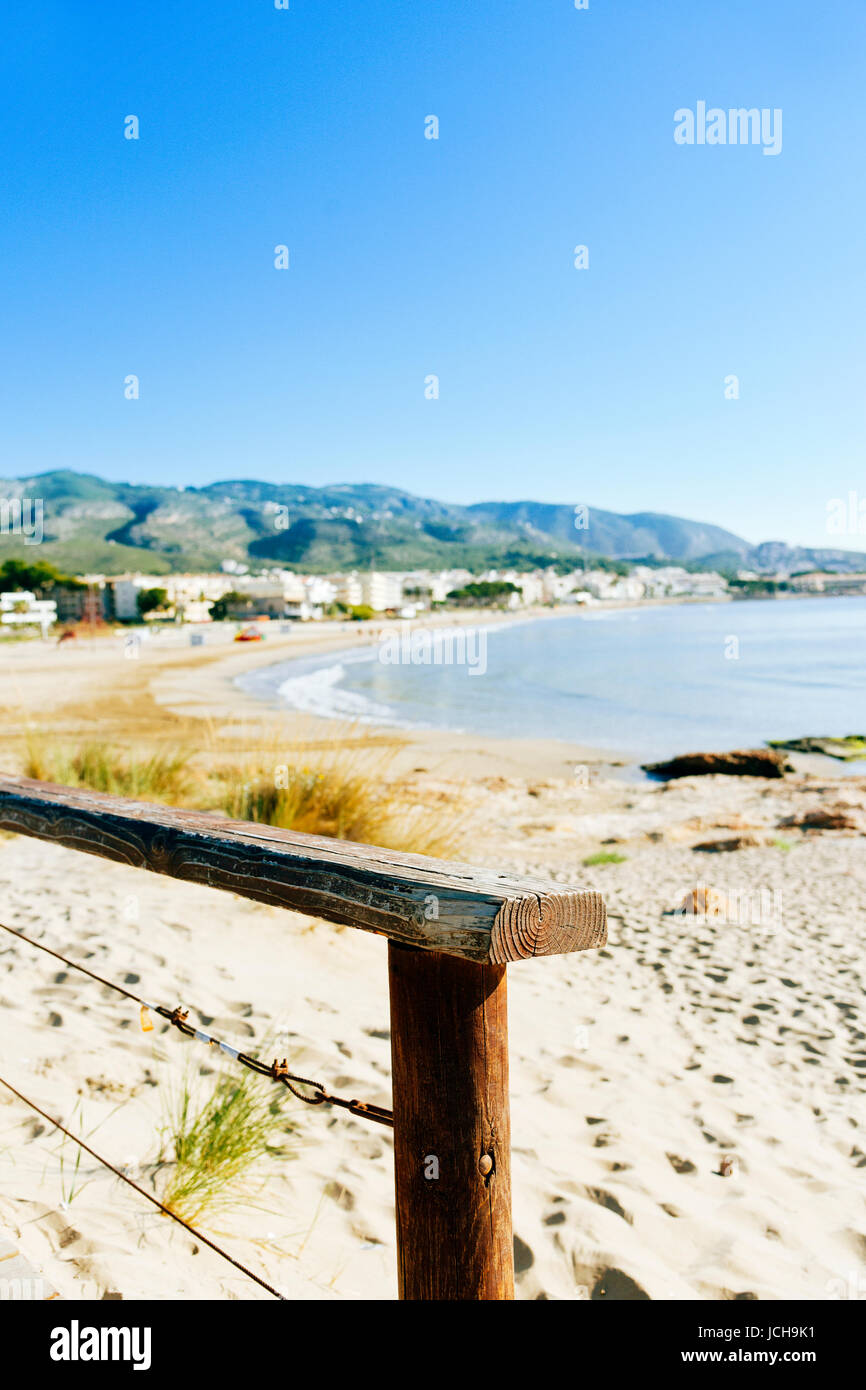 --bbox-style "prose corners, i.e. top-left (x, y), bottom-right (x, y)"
top-left (65, 562), bottom-right (734, 625)
top-left (19, 556), bottom-right (860, 637)
top-left (632, 566), bottom-right (729, 600)
top-left (786, 571), bottom-right (866, 596)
